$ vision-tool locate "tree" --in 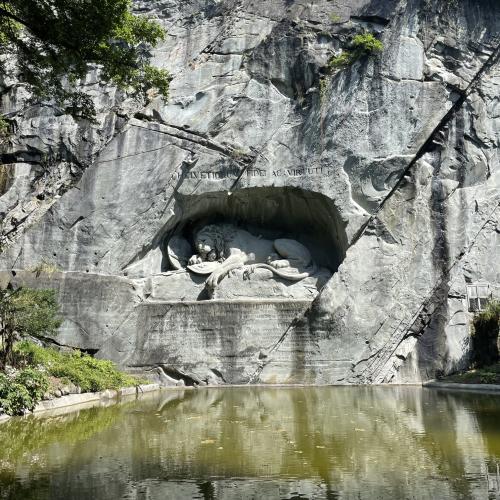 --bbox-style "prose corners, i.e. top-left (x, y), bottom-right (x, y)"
top-left (0, 286), bottom-right (61, 369)
top-left (0, 0), bottom-right (171, 118)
